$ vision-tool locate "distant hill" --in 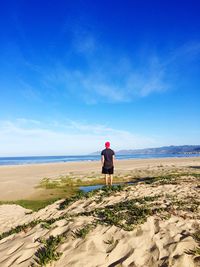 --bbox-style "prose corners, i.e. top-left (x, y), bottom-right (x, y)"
top-left (118, 145), bottom-right (200, 155)
top-left (92, 145), bottom-right (200, 155)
